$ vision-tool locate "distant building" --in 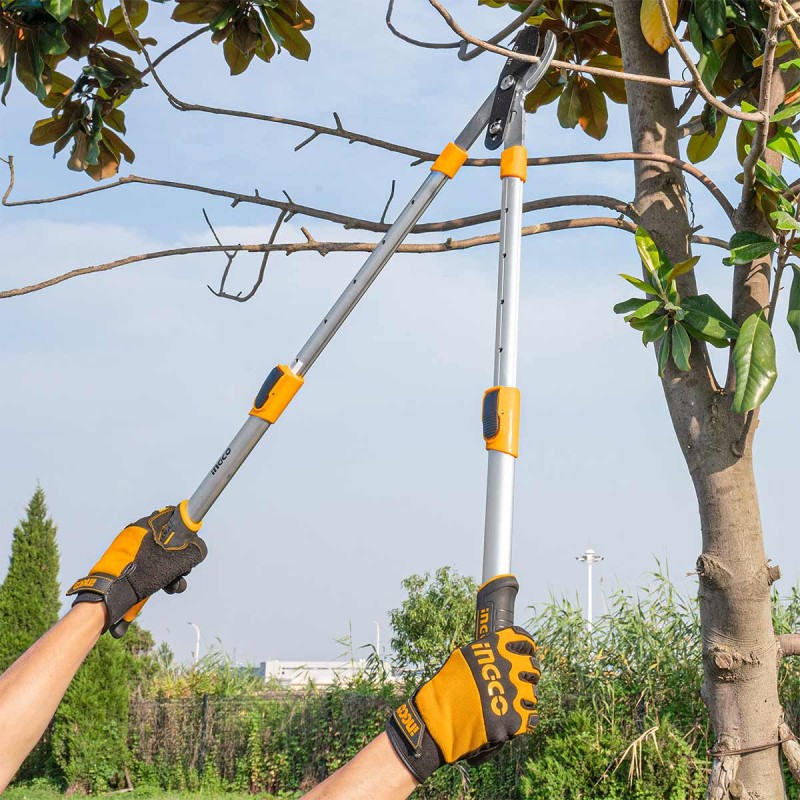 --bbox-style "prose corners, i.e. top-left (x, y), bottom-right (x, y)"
top-left (254, 659), bottom-right (369, 688)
